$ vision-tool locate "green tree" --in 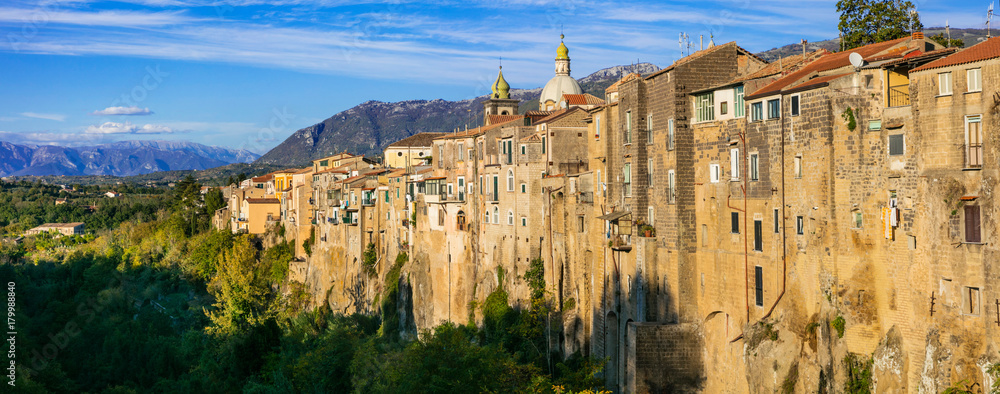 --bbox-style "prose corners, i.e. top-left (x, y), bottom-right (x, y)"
top-left (207, 236), bottom-right (273, 336)
top-left (204, 187), bottom-right (225, 214)
top-left (837, 0), bottom-right (922, 50)
top-left (929, 32), bottom-right (964, 48)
